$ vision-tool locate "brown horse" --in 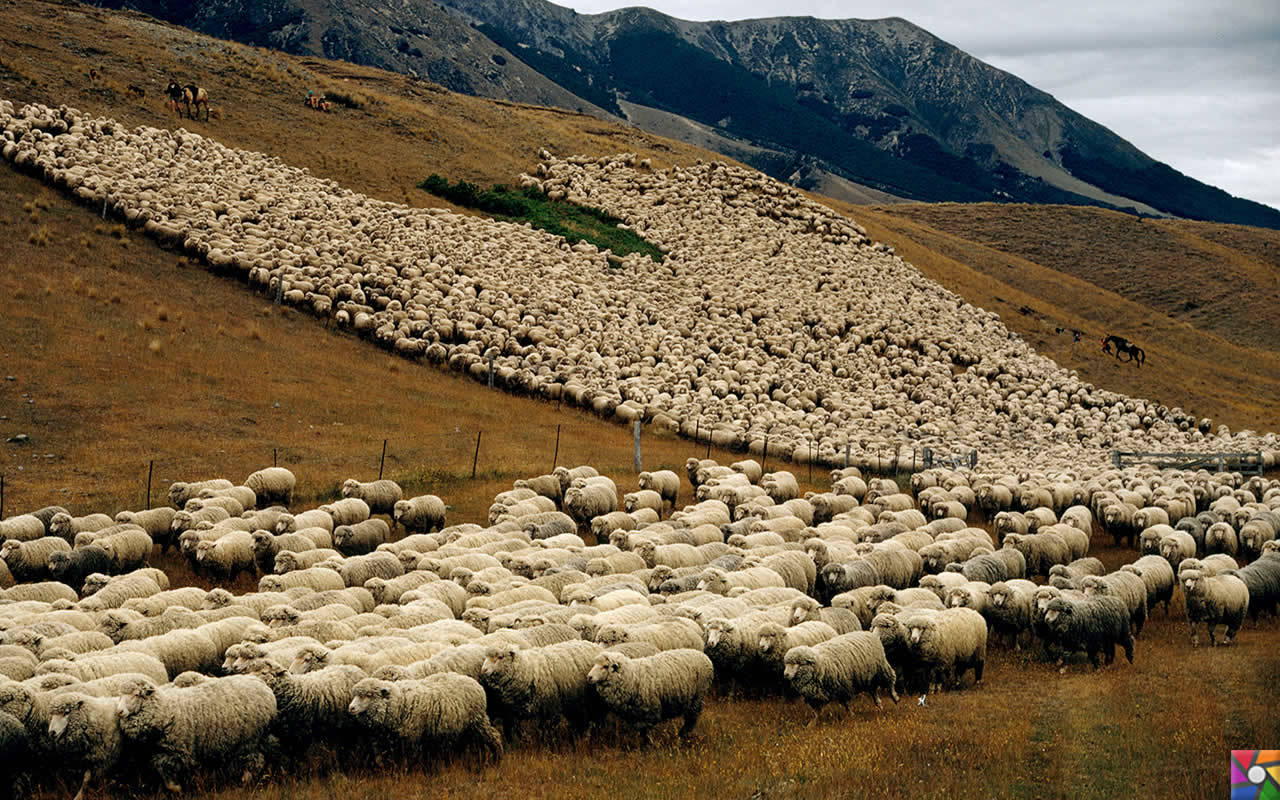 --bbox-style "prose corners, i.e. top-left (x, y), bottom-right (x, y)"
top-left (1102, 334), bottom-right (1145, 367)
top-left (167, 80), bottom-right (209, 121)
top-left (182, 84), bottom-right (209, 122)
